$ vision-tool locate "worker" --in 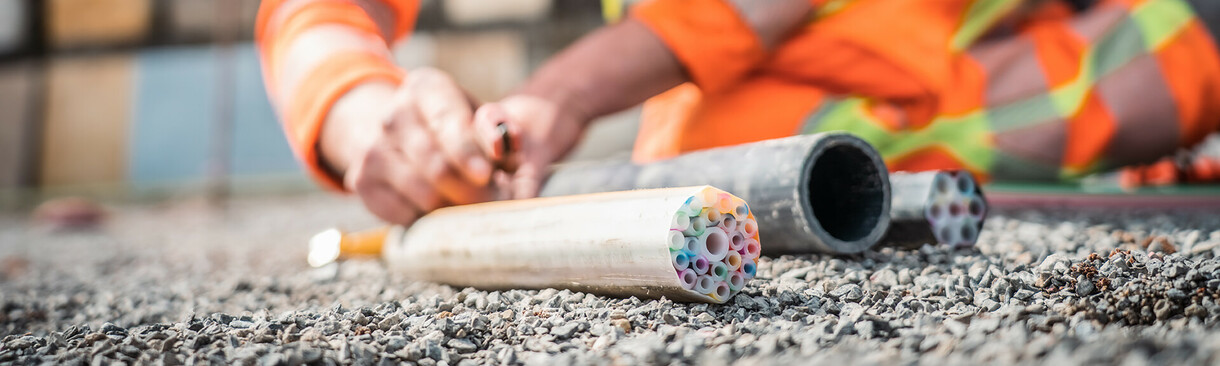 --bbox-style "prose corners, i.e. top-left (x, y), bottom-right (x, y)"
top-left (256, 0), bottom-right (1220, 226)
